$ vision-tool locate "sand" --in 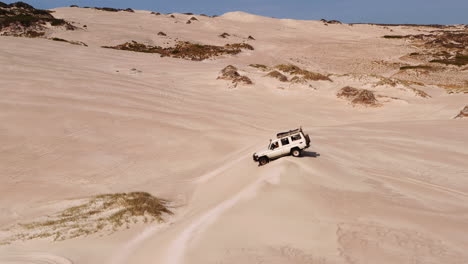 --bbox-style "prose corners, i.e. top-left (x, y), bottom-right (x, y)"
top-left (0, 7), bottom-right (467, 264)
